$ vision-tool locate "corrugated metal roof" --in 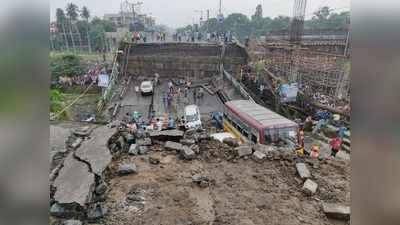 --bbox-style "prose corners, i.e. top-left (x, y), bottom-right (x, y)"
top-left (226, 100), bottom-right (297, 129)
